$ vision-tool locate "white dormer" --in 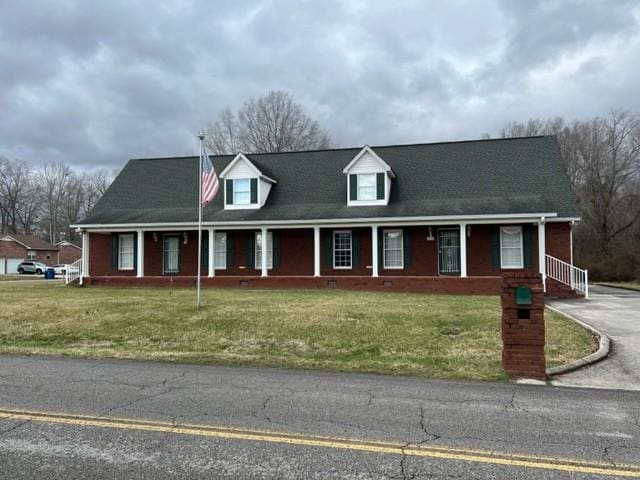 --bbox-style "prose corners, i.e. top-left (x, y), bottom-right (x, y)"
top-left (219, 153), bottom-right (276, 210)
top-left (342, 146), bottom-right (395, 206)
